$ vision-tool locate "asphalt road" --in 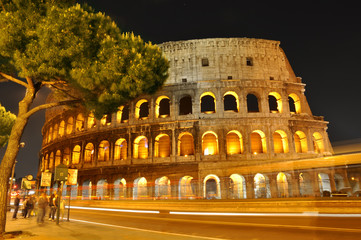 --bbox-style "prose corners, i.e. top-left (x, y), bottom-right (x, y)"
top-left (67, 207), bottom-right (361, 240)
